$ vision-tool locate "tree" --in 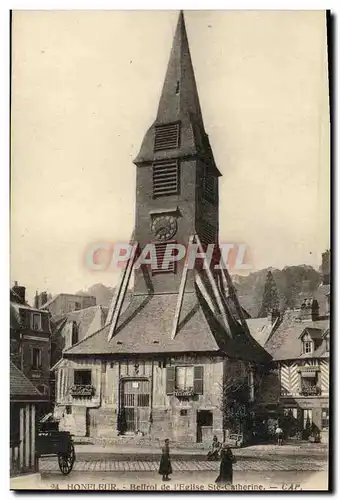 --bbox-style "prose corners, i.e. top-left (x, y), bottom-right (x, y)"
top-left (220, 376), bottom-right (251, 435)
top-left (258, 271), bottom-right (279, 317)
